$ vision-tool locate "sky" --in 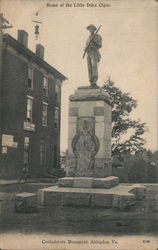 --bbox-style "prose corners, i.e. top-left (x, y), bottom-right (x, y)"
top-left (1, 0), bottom-right (158, 152)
